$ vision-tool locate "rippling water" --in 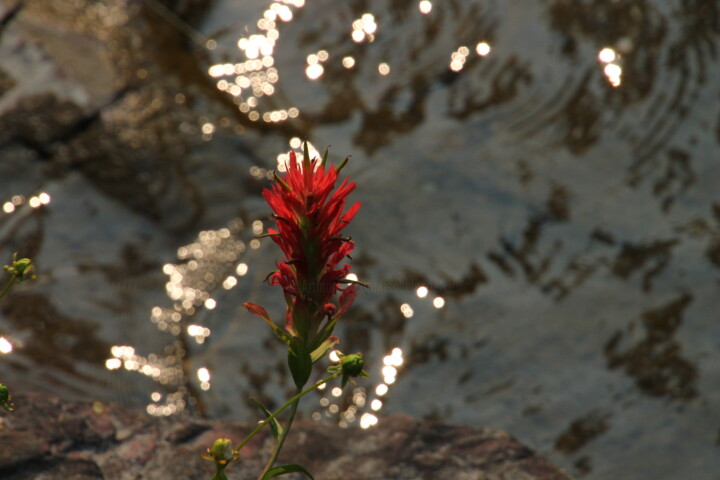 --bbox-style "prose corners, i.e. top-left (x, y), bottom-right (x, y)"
top-left (1, 0), bottom-right (719, 479)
